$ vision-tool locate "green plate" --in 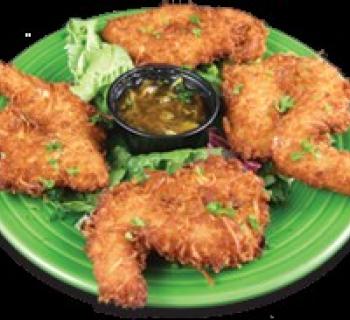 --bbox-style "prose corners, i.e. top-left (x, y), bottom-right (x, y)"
top-left (1, 9), bottom-right (350, 308)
